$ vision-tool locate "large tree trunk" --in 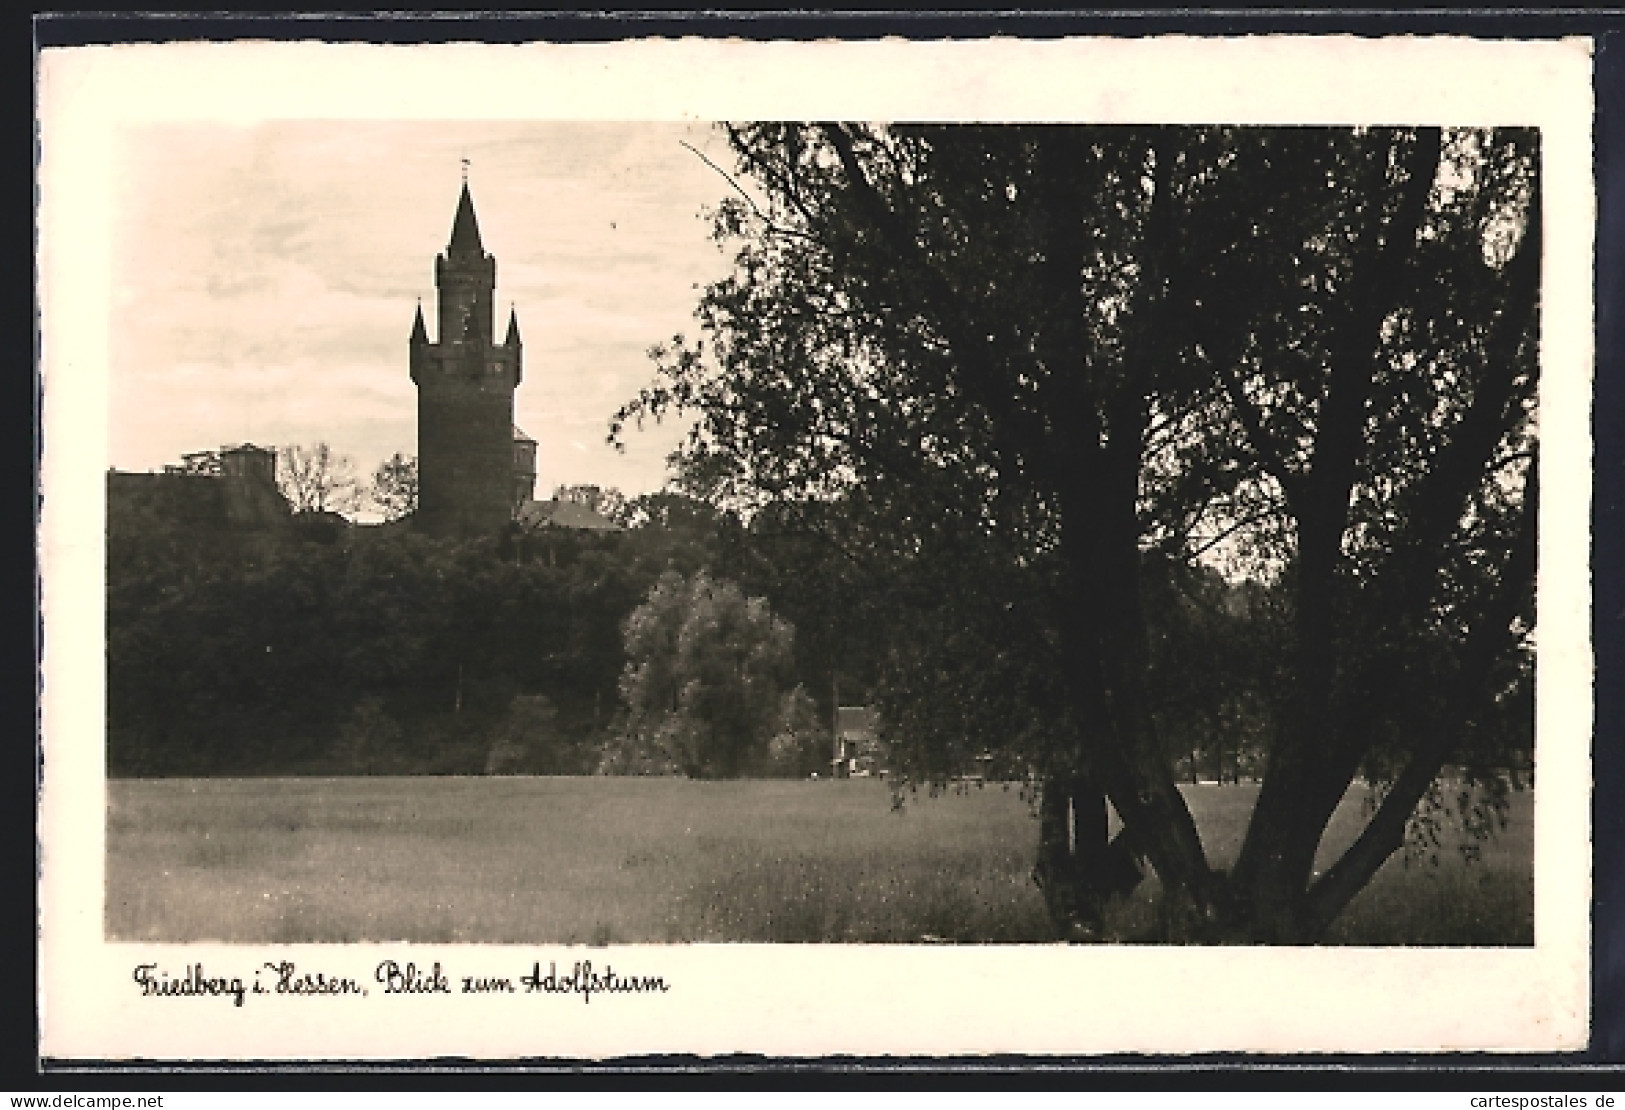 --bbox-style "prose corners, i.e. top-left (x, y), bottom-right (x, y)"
top-left (1033, 763), bottom-right (1144, 938)
top-left (1011, 127), bottom-right (1234, 941)
top-left (1055, 451), bottom-right (1225, 940)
